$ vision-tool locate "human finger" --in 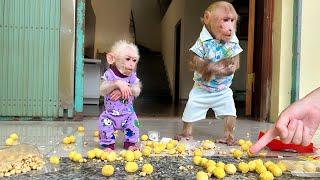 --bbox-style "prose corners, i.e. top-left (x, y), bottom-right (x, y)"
top-left (249, 127), bottom-right (278, 154)
top-left (292, 120), bottom-right (303, 145)
top-left (302, 126), bottom-right (312, 146)
top-left (282, 119), bottom-right (298, 144)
